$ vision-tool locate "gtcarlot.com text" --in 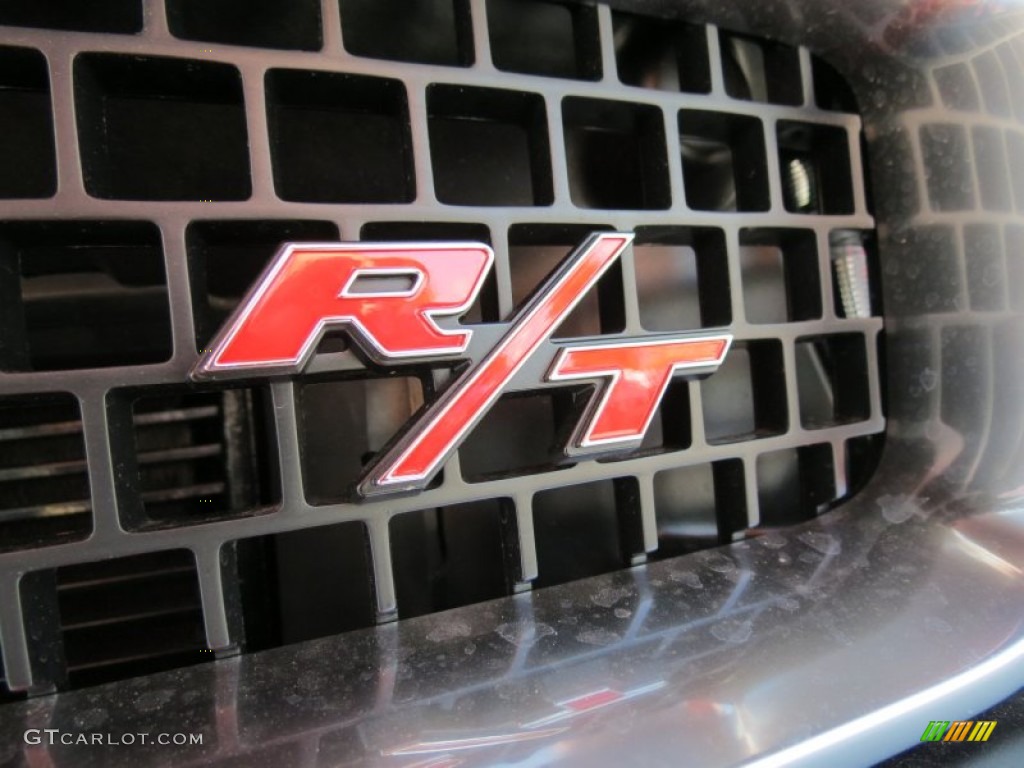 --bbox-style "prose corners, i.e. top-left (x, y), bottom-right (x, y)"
top-left (24, 729), bottom-right (204, 746)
